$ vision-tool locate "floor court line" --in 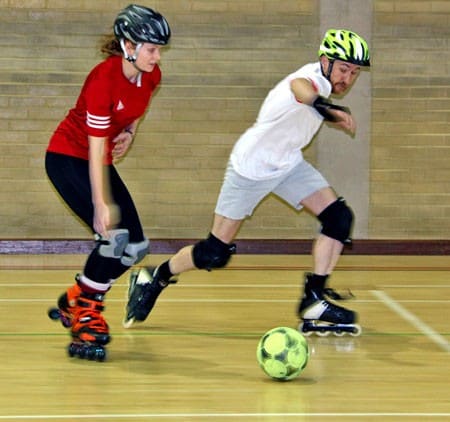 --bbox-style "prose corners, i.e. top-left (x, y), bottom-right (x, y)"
top-left (371, 290), bottom-right (450, 352)
top-left (0, 412), bottom-right (449, 420)
top-left (4, 298), bottom-right (448, 305)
